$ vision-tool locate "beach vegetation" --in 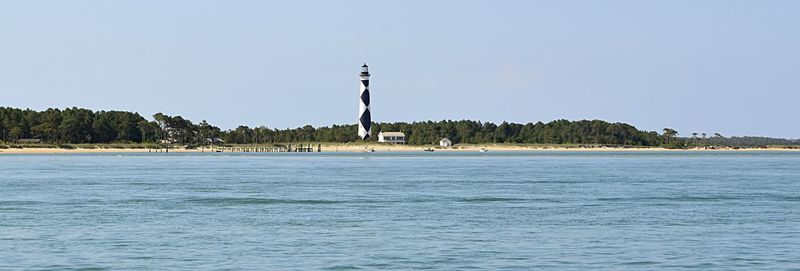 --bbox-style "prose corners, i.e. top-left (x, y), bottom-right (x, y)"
top-left (1, 107), bottom-right (797, 148)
